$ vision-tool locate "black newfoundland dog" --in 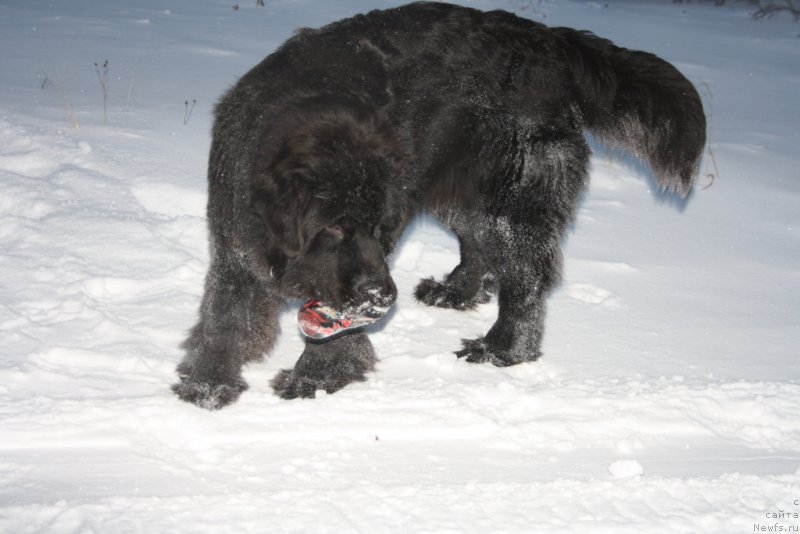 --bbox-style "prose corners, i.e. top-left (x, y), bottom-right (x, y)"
top-left (173, 2), bottom-right (706, 409)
